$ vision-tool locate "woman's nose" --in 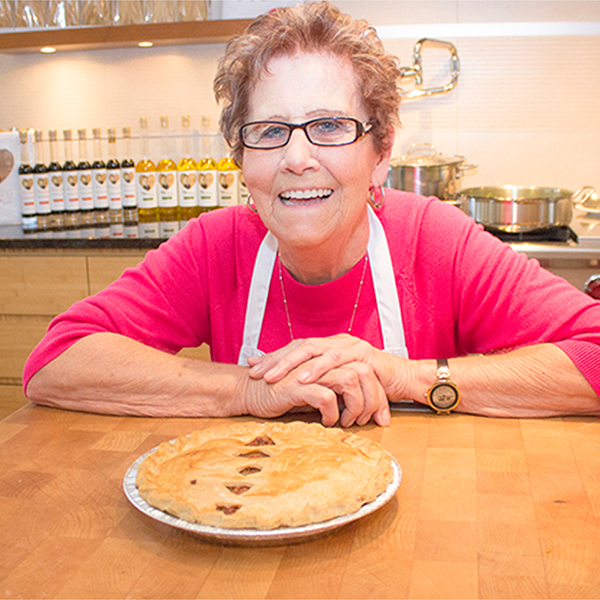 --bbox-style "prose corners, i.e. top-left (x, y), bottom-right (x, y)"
top-left (280, 129), bottom-right (320, 174)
